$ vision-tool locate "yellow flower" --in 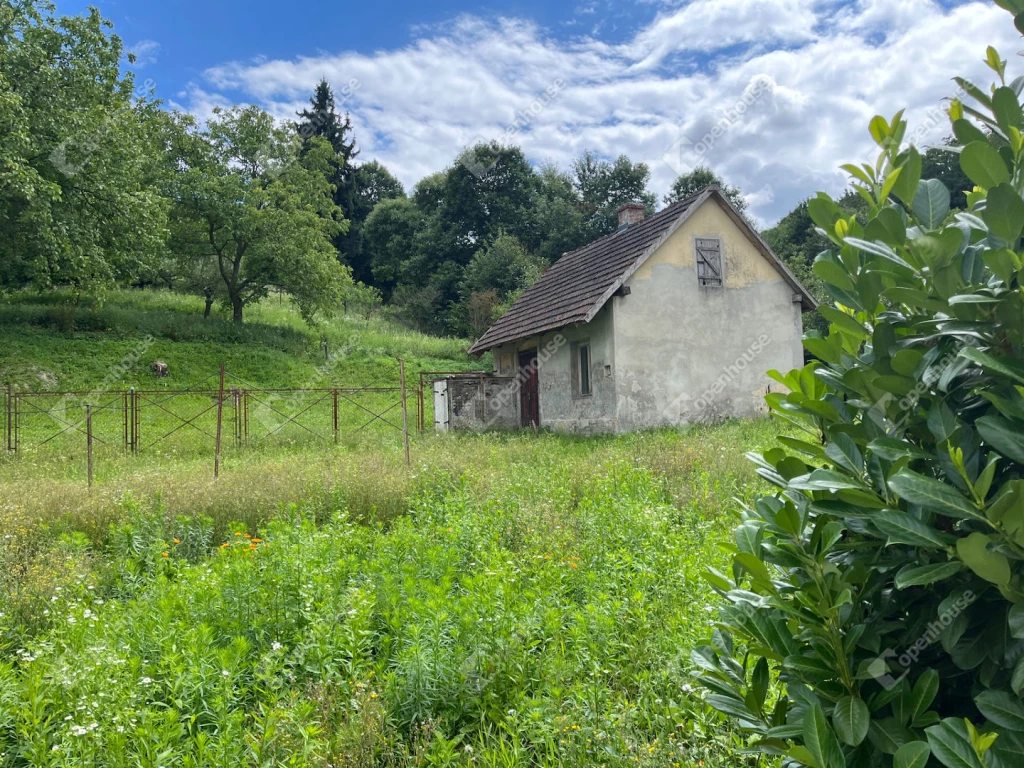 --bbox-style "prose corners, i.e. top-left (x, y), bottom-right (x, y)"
top-left (161, 552), bottom-right (169, 558)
